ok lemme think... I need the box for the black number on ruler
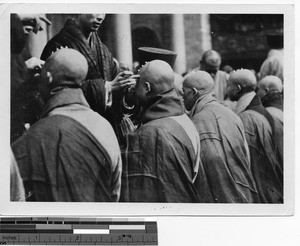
[75,236,79,241]
[0,242,7,245]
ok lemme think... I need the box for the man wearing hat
[121,60,212,203]
[12,49,122,202]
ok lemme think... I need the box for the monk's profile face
[227,78,240,101]
[79,14,106,33]
[182,85,196,111]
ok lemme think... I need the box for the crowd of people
[10,14,283,203]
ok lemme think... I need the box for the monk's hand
[109,71,138,92]
[18,14,52,34]
[25,57,45,74]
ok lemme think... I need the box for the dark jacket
[121,89,213,203]
[240,95,283,203]
[190,93,259,203]
[12,89,121,202]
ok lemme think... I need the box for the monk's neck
[75,19,92,40]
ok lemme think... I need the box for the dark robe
[120,89,213,203]
[190,93,259,203]
[40,19,124,142]
[240,95,283,203]
[11,89,121,202]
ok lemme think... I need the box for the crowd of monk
[10,14,283,203]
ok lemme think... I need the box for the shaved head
[139,60,174,94]
[135,60,174,106]
[257,75,283,98]
[182,71,214,111]
[183,71,214,92]
[200,50,222,80]
[201,50,221,68]
[227,69,257,101]
[39,48,88,101]
[228,69,257,89]
[43,48,88,88]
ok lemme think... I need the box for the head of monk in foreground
[257,75,283,99]
[39,48,88,102]
[135,60,174,106]
[182,71,214,111]
[227,69,257,101]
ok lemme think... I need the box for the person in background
[121,60,212,203]
[41,14,136,144]
[222,64,233,75]
[12,49,122,202]
[182,70,258,203]
[227,69,283,203]
[11,14,51,142]
[199,49,229,102]
[257,75,283,124]
[259,34,283,82]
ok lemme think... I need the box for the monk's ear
[192,87,198,95]
[46,71,53,88]
[265,87,269,94]
[236,84,241,92]
[145,81,151,94]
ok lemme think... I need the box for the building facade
[26,14,283,75]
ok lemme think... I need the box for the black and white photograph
[0,2,298,246]
[0,3,295,216]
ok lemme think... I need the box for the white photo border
[0,3,295,216]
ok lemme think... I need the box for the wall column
[199,14,212,56]
[170,14,186,74]
[111,14,133,69]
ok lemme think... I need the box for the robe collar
[40,88,90,118]
[139,88,184,124]
[190,92,216,117]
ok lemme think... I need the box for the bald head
[43,48,88,88]
[201,50,221,68]
[228,69,257,89]
[39,49,88,102]
[182,71,214,111]
[200,50,222,80]
[183,71,214,92]
[139,60,174,95]
[257,75,283,98]
[227,69,257,101]
[134,60,175,106]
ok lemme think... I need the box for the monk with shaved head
[12,49,122,202]
[182,71,258,203]
[199,49,230,102]
[121,60,212,203]
[227,69,283,203]
[257,75,283,124]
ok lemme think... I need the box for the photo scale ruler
[0,217,158,245]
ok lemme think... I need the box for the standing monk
[121,60,212,203]
[41,14,136,143]
[227,69,283,203]
[182,71,258,203]
[12,49,122,202]
[257,75,283,125]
